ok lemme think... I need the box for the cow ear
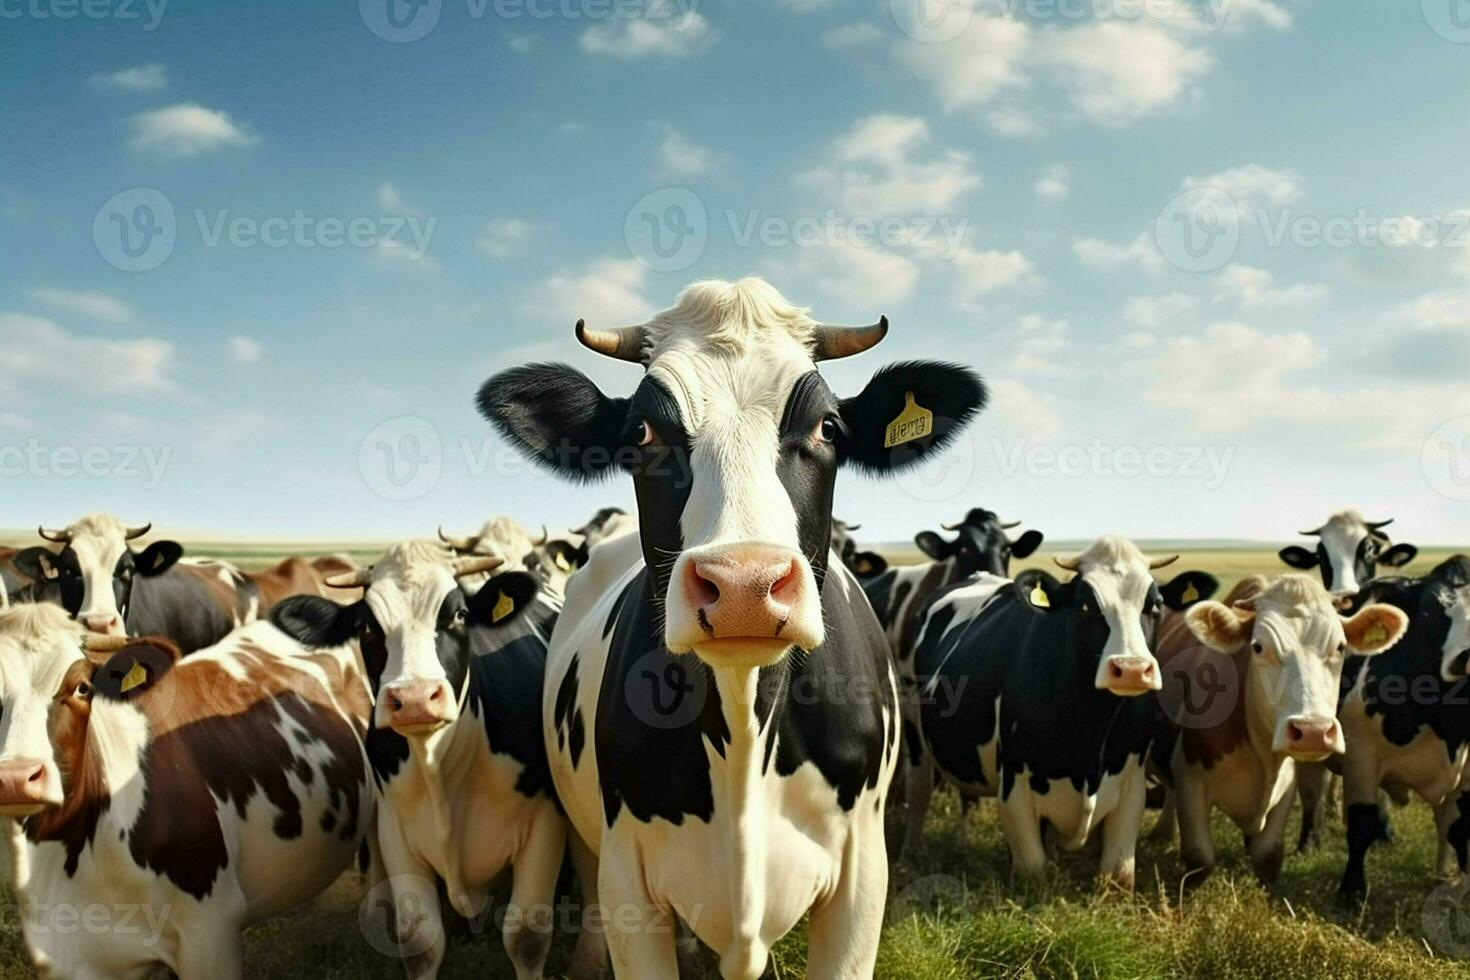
[12,547,60,582]
[1013,569,1062,613]
[837,361,986,474]
[91,639,179,702]
[851,551,888,577]
[1342,603,1409,656]
[543,540,582,574]
[477,364,631,483]
[1379,543,1418,569]
[1160,571,1219,611]
[914,531,953,560]
[1278,546,1319,570]
[135,541,183,577]
[469,571,540,627]
[1010,530,1044,559]
[271,596,363,649]
[1185,600,1253,652]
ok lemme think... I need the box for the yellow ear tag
[1030,582,1050,609]
[1182,583,1200,604]
[554,553,571,571]
[884,392,933,448]
[1362,622,1389,648]
[492,592,515,623]
[120,661,148,694]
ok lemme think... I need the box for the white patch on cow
[362,541,462,728]
[0,605,88,810]
[1316,511,1372,596]
[1070,537,1163,692]
[1438,585,1470,682]
[59,514,134,633]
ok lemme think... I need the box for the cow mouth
[0,802,49,818]
[1286,748,1336,763]
[387,719,451,737]
[690,636,795,667]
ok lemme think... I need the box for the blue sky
[5,0,1470,544]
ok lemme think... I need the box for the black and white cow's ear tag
[1181,582,1200,604]
[1029,582,1050,608]
[492,592,515,623]
[884,391,933,448]
[119,661,149,694]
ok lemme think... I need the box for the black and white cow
[477,277,986,979]
[908,538,1214,886]
[1329,556,1470,898]
[1279,511,1418,600]
[12,514,257,652]
[829,518,886,578]
[273,542,603,979]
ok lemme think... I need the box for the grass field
[2,545,1469,978]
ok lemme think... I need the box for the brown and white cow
[1153,575,1406,883]
[246,554,364,610]
[0,603,374,979]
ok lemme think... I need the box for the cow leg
[1098,766,1146,891]
[1174,772,1215,885]
[998,784,1047,881]
[1435,795,1461,879]
[599,846,679,980]
[1451,790,1470,874]
[807,805,888,980]
[1146,790,1177,845]
[380,816,447,979]
[177,924,243,980]
[567,833,609,980]
[898,745,935,860]
[1339,752,1380,900]
[1295,761,1325,852]
[1249,790,1295,885]
[504,813,565,980]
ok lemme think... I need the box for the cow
[1,546,33,605]
[476,276,986,979]
[1151,575,1407,884]
[439,517,587,595]
[907,537,1216,886]
[245,554,364,611]
[829,518,886,578]
[271,541,603,979]
[0,602,374,979]
[1279,510,1418,600]
[11,515,258,652]
[1325,557,1470,898]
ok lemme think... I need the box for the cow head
[914,507,1043,578]
[829,518,888,579]
[12,515,183,636]
[438,517,545,595]
[1013,537,1217,696]
[0,602,177,817]
[271,542,538,734]
[478,278,985,669]
[1279,511,1417,599]
[1353,556,1470,684]
[1186,574,1406,760]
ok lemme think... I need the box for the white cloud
[986,377,1064,440]
[1122,292,1198,327]
[90,63,167,92]
[508,33,537,53]
[370,240,438,272]
[778,0,839,9]
[478,217,537,259]
[1220,0,1292,32]
[528,258,655,324]
[1387,289,1470,329]
[128,103,258,157]
[823,23,882,49]
[228,336,262,364]
[376,182,422,216]
[1212,264,1328,309]
[580,12,715,60]
[30,287,135,324]
[1040,20,1212,125]
[1181,164,1303,210]
[985,106,1042,138]
[771,245,922,309]
[1034,165,1069,202]
[796,114,980,215]
[0,412,36,431]
[0,313,174,394]
[893,8,1031,111]
[1004,315,1071,377]
[948,247,1037,310]
[655,127,724,180]
[1073,232,1166,275]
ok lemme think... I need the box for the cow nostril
[770,561,800,605]
[1288,723,1303,742]
[689,564,721,607]
[26,768,42,784]
[390,696,403,711]
[428,687,443,702]
[1112,662,1124,679]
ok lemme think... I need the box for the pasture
[0,543,1466,979]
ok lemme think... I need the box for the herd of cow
[0,278,1465,979]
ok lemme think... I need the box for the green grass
[2,546,1468,978]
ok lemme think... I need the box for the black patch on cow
[554,654,585,767]
[835,361,986,475]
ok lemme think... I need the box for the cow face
[0,604,176,817]
[1279,511,1417,599]
[271,543,537,734]
[14,515,182,636]
[478,278,985,669]
[1428,558,1470,682]
[829,518,888,578]
[914,507,1043,578]
[1186,575,1406,760]
[1014,538,1216,696]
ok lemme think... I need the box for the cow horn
[811,316,888,361]
[575,320,647,362]
[941,522,963,531]
[452,556,504,577]
[1299,525,1324,536]
[532,525,549,546]
[38,525,71,544]
[325,568,373,588]
[124,523,152,541]
[437,526,474,552]
[843,523,861,532]
[1054,556,1082,572]
[1149,555,1180,570]
[1001,521,1022,530]
[82,633,135,653]
[1367,518,1394,531]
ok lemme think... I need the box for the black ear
[1013,569,1063,613]
[12,547,60,582]
[469,571,541,627]
[1010,530,1044,559]
[271,596,364,649]
[1278,546,1319,570]
[915,531,953,561]
[91,640,180,702]
[1159,571,1219,610]
[477,363,631,483]
[543,540,582,573]
[1379,543,1418,568]
[135,541,183,577]
[837,361,985,474]
[851,551,888,578]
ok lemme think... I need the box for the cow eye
[73,680,92,699]
[1252,640,1264,654]
[635,421,656,447]
[813,417,839,444]
[448,607,468,631]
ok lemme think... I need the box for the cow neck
[1242,661,1291,820]
[404,668,478,852]
[711,662,771,974]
